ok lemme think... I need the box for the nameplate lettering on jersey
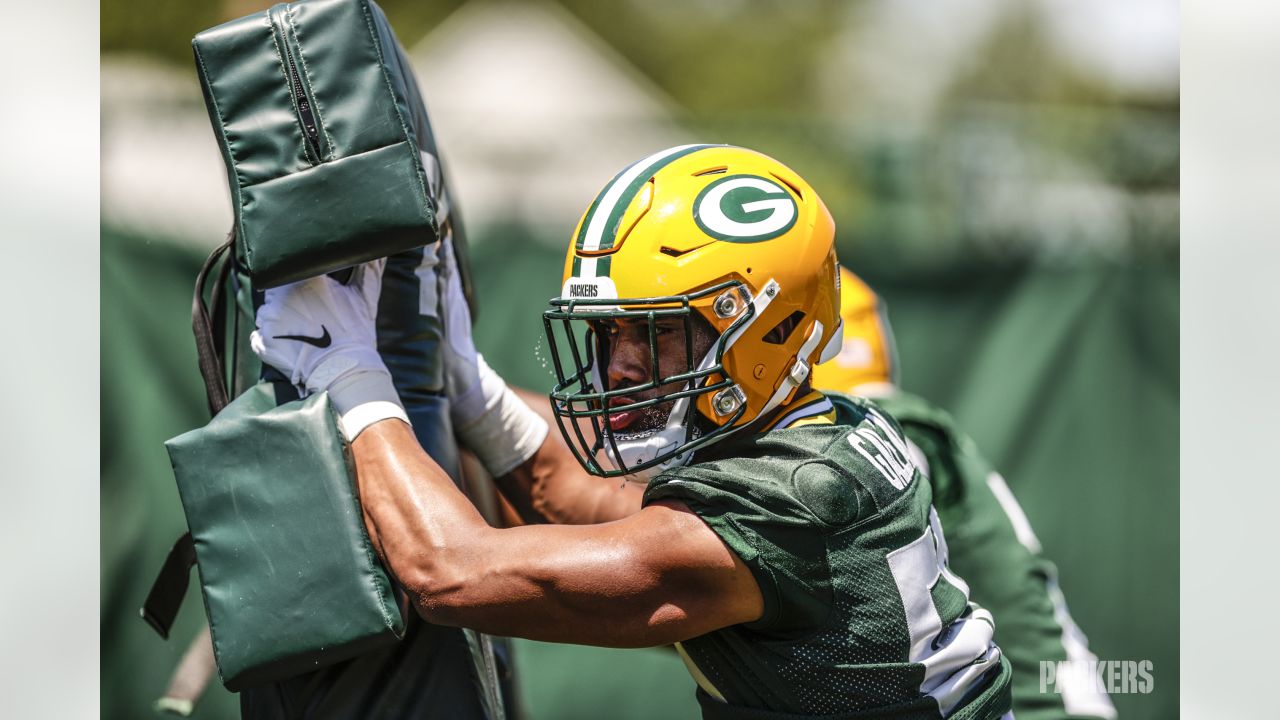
[847,409,915,490]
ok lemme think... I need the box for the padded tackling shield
[193,0,442,288]
[165,383,406,691]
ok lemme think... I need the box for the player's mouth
[607,396,642,430]
[604,394,634,427]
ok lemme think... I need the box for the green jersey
[643,392,1012,720]
[834,390,1115,720]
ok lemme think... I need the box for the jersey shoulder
[643,414,930,633]
[643,424,848,527]
[830,389,982,464]
[642,427,847,631]
[832,389,959,438]
[647,404,925,530]
[832,390,1000,512]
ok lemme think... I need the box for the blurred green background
[102,1,1177,718]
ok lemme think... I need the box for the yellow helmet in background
[544,144,842,477]
[810,267,900,395]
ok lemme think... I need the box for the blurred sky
[102,0,1178,271]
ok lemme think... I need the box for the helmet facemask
[543,280,759,479]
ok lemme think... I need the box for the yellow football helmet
[543,144,842,477]
[810,267,900,394]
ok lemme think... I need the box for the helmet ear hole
[762,310,806,345]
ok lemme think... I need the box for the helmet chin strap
[818,317,844,364]
[754,318,826,420]
[603,347,714,481]
[602,279,781,480]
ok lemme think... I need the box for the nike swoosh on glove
[250,260,408,441]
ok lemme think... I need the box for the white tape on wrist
[450,355,509,429]
[455,383,549,477]
[324,367,409,442]
[341,401,410,442]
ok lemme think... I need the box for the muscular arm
[487,387,643,525]
[354,419,763,647]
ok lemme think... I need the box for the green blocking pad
[239,142,429,284]
[166,383,404,691]
[193,0,438,288]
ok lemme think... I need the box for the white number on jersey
[847,409,916,490]
[886,508,1001,716]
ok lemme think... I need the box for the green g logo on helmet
[693,174,798,243]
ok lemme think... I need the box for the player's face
[593,314,715,434]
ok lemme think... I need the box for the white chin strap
[753,317,827,422]
[818,317,844,364]
[601,280,783,480]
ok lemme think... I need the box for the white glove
[440,239,547,476]
[250,260,408,441]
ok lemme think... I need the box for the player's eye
[591,320,619,338]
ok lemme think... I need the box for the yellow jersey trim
[762,390,836,432]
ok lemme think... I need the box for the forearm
[405,520,678,648]
[353,419,498,616]
[499,387,643,525]
[353,422,752,645]
[448,350,639,524]
[352,419,629,631]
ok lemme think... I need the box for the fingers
[249,329,268,358]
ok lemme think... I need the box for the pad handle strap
[141,229,236,639]
[192,230,235,416]
[140,532,197,639]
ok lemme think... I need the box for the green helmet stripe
[572,255,612,279]
[572,165,627,253]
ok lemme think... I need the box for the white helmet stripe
[581,144,708,252]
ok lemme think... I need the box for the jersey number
[886,509,998,715]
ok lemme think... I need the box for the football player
[811,269,1117,720]
[253,145,1013,719]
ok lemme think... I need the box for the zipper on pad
[270,6,324,163]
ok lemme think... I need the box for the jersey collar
[760,390,836,432]
[687,391,837,467]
